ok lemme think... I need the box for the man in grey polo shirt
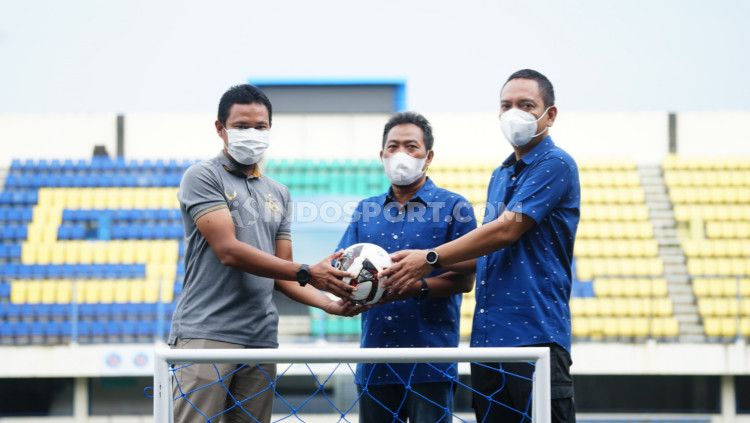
[169,84,359,423]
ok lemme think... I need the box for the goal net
[153,346,551,423]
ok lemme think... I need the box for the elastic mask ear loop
[532,106,553,137]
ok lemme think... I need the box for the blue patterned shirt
[336,177,477,385]
[471,137,580,351]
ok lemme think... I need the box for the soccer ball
[335,243,392,305]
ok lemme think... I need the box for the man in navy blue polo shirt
[383,69,580,423]
[336,111,477,423]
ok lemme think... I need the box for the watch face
[426,251,437,264]
[297,268,310,283]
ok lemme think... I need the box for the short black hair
[381,111,434,151]
[217,84,273,126]
[504,69,555,108]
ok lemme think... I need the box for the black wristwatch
[425,249,441,268]
[416,278,430,300]
[296,264,311,287]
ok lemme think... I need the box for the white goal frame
[154,346,551,423]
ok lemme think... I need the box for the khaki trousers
[171,338,277,423]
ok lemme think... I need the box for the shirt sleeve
[448,195,478,240]
[505,157,573,225]
[335,200,362,251]
[276,187,292,241]
[177,164,227,222]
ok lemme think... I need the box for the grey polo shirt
[168,152,292,348]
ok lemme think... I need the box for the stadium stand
[664,156,750,339]
[430,160,679,340]
[11,155,750,345]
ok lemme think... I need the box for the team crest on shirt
[265,194,282,215]
[225,190,238,201]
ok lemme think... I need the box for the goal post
[154,346,551,423]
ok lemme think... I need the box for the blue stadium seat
[111,303,128,319]
[58,225,72,240]
[95,303,112,319]
[4,303,21,320]
[122,321,138,337]
[91,321,107,338]
[32,304,51,319]
[44,321,61,338]
[19,304,34,320]
[51,304,69,320]
[76,321,92,339]
[0,322,12,339]
[30,322,45,338]
[79,304,96,320]
[138,320,156,337]
[0,281,10,298]
[106,321,123,338]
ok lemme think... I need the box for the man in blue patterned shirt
[336,112,477,423]
[383,70,580,423]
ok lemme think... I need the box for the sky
[0,0,748,113]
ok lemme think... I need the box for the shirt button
[479,308,485,313]
[511,176,517,181]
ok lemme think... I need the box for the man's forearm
[276,280,331,309]
[441,259,477,274]
[436,212,529,266]
[223,241,300,280]
[425,272,474,297]
[435,221,512,266]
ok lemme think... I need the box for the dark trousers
[357,381,454,423]
[470,343,576,423]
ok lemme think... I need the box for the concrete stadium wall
[678,111,750,156]
[0,114,117,163]
[0,111,746,166]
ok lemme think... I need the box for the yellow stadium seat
[10,281,27,304]
[114,281,130,303]
[78,242,93,264]
[582,298,599,317]
[129,281,145,303]
[618,318,634,337]
[460,318,472,338]
[603,318,619,337]
[633,318,649,337]
[56,280,72,303]
[93,243,108,264]
[571,318,589,337]
[21,243,37,264]
[50,244,65,264]
[721,318,738,338]
[35,244,51,264]
[144,282,160,303]
[99,281,115,303]
[704,318,721,337]
[613,299,628,317]
[25,282,42,304]
[41,280,56,304]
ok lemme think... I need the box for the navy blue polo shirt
[336,177,477,386]
[471,137,580,351]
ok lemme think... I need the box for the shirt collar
[382,177,436,206]
[501,136,555,170]
[217,151,262,179]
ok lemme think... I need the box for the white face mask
[225,127,270,165]
[382,152,427,186]
[499,106,551,148]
